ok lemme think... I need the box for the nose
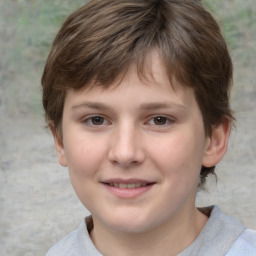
[108,123,145,168]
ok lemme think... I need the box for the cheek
[64,135,106,178]
[148,130,205,179]
[64,136,106,206]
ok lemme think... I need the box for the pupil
[154,116,166,125]
[92,117,104,125]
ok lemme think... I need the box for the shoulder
[46,228,79,256]
[46,216,102,256]
[200,205,246,241]
[179,205,247,256]
[45,216,101,256]
[225,229,256,256]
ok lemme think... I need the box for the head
[42,0,234,187]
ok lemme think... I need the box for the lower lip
[102,183,155,199]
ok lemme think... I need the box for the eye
[153,116,168,125]
[147,116,174,126]
[84,116,109,126]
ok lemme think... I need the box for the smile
[108,183,148,189]
[102,180,156,199]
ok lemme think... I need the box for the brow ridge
[72,101,187,111]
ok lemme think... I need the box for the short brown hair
[42,0,234,186]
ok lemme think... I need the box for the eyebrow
[71,102,111,111]
[72,102,187,112]
[139,102,187,111]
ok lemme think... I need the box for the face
[53,55,225,235]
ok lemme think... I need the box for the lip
[101,178,156,199]
[102,178,154,184]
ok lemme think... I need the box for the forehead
[64,53,197,112]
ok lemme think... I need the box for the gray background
[0,1,255,255]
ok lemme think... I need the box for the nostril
[108,149,144,167]
[110,158,141,168]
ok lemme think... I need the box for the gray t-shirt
[46,205,256,256]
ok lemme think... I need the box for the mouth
[106,183,150,189]
[101,179,156,199]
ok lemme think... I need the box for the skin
[52,53,230,256]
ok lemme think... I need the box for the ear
[50,124,67,167]
[202,120,230,167]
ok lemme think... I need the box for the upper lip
[101,178,155,184]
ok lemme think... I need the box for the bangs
[49,0,189,92]
[42,0,233,134]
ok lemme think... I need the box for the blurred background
[0,0,255,255]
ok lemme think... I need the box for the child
[42,0,256,255]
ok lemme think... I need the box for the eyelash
[147,116,175,126]
[82,115,175,127]
[83,116,110,126]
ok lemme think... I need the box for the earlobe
[202,120,231,168]
[50,124,68,167]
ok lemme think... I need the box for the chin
[103,211,157,234]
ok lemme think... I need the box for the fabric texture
[46,216,102,256]
[178,206,247,256]
[46,205,256,256]
[225,229,256,256]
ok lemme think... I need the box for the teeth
[127,184,136,189]
[120,183,127,189]
[109,183,147,188]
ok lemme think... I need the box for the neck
[90,206,208,256]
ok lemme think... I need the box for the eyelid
[146,115,175,125]
[82,115,111,126]
[81,114,175,127]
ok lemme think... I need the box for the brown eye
[153,116,167,125]
[91,116,105,125]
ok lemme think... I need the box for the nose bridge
[108,120,144,166]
